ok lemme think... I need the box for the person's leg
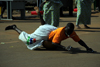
[5,24,22,34]
[76,0,81,29]
[42,40,72,51]
[52,8,60,27]
[34,6,46,25]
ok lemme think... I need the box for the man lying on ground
[5,7,94,52]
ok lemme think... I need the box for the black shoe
[5,24,17,30]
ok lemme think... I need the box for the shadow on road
[34,47,100,54]
[75,27,100,32]
[63,47,100,54]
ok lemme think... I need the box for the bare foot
[76,25,81,29]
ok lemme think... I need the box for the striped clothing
[43,0,63,27]
[76,0,94,25]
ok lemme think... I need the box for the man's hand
[63,46,72,51]
[87,48,94,53]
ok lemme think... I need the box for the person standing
[75,0,94,29]
[41,0,63,27]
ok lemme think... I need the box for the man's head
[65,23,74,36]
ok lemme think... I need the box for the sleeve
[52,31,62,44]
[70,31,80,42]
[52,28,64,43]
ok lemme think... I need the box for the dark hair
[65,23,75,35]
[65,23,74,30]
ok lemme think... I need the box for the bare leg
[42,40,72,51]
[5,24,22,34]
[42,40,57,50]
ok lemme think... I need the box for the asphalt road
[0,11,100,67]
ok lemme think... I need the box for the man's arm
[78,39,94,52]
[71,31,94,52]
